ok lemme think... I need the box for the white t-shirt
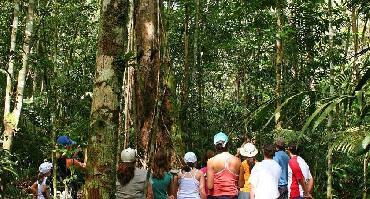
[249,159,281,199]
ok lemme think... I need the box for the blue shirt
[273,150,290,186]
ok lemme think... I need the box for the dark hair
[246,157,255,172]
[117,162,135,186]
[287,143,300,155]
[203,150,215,164]
[215,142,228,153]
[183,162,195,172]
[263,144,275,159]
[275,139,285,151]
[152,150,168,179]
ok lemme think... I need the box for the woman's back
[177,169,201,199]
[116,167,147,199]
[150,172,173,199]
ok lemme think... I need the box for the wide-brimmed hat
[240,143,258,157]
[121,148,136,162]
[214,132,228,147]
[184,152,197,163]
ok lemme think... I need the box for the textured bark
[84,0,125,198]
[180,0,190,145]
[3,0,34,150]
[134,0,160,166]
[274,0,283,130]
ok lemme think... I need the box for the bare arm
[206,159,214,190]
[250,184,255,199]
[146,183,153,199]
[27,181,37,195]
[168,175,176,199]
[238,163,245,188]
[199,171,206,199]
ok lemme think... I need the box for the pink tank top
[211,157,239,196]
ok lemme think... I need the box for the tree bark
[3,0,34,150]
[274,0,283,130]
[351,6,359,82]
[84,0,125,198]
[363,152,369,199]
[327,0,334,198]
[134,0,160,167]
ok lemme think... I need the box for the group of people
[27,132,314,199]
[117,132,314,199]
[27,135,87,199]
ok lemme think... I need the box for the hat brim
[240,148,258,157]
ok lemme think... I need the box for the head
[183,152,197,172]
[263,144,275,159]
[213,132,229,153]
[57,135,76,149]
[152,150,169,179]
[39,162,53,178]
[117,148,137,186]
[240,143,258,158]
[287,143,300,156]
[275,138,285,151]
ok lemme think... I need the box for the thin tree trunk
[351,6,359,82]
[327,0,334,198]
[180,0,190,146]
[3,0,34,150]
[363,152,369,199]
[3,0,20,149]
[84,0,125,198]
[274,0,283,130]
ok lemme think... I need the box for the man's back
[249,159,281,199]
[274,150,290,186]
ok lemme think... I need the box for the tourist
[175,152,206,199]
[200,150,215,197]
[238,143,259,199]
[273,138,290,199]
[286,143,314,199]
[28,162,53,199]
[207,132,243,199]
[249,144,281,199]
[116,148,147,198]
[147,150,175,199]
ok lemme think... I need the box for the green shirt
[150,172,173,199]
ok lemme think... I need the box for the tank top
[37,177,48,199]
[212,157,239,196]
[240,160,251,192]
[177,169,201,199]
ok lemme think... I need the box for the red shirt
[288,156,304,198]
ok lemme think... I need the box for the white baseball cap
[121,148,136,162]
[39,162,53,174]
[240,143,258,157]
[214,132,228,147]
[184,152,197,163]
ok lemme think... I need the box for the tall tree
[134,0,161,166]
[3,0,34,150]
[274,0,284,130]
[84,0,125,198]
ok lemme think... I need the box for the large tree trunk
[134,0,160,167]
[274,0,283,130]
[84,0,125,198]
[3,0,34,150]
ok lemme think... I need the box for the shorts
[238,191,250,199]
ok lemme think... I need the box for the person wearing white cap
[28,162,53,199]
[175,152,206,199]
[238,143,259,199]
[207,132,244,199]
[116,148,148,199]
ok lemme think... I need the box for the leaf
[312,96,348,131]
[301,100,333,133]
